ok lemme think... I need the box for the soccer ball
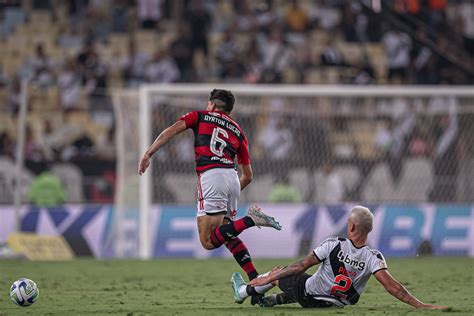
[9,278,39,307]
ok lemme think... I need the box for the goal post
[113,84,474,259]
[139,84,474,97]
[138,85,152,260]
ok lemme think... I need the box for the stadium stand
[0,0,472,204]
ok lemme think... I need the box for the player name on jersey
[202,114,241,137]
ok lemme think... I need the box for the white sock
[238,285,249,298]
[254,282,275,294]
[238,271,275,298]
[255,271,274,293]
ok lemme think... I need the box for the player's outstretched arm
[374,269,448,310]
[238,164,253,191]
[249,251,320,286]
[138,120,187,175]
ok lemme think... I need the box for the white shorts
[197,168,240,220]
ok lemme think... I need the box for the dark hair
[209,89,235,113]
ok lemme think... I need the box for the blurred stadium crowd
[1,0,473,88]
[0,0,473,204]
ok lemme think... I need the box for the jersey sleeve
[369,250,388,274]
[313,238,338,262]
[178,111,199,129]
[237,136,251,165]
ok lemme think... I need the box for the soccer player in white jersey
[231,206,448,310]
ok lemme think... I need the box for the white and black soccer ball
[9,278,39,307]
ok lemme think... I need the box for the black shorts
[278,274,337,308]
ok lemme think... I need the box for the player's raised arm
[249,251,320,286]
[374,269,448,310]
[138,120,187,175]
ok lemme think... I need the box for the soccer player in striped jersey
[231,206,448,310]
[139,89,281,287]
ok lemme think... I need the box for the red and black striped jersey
[179,110,251,173]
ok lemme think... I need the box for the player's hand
[138,154,151,175]
[418,304,449,310]
[249,275,271,287]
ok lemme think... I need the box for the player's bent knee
[202,243,215,250]
[199,239,216,250]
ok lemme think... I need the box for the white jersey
[305,237,387,306]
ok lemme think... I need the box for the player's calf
[226,238,258,280]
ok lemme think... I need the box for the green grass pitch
[0,257,472,315]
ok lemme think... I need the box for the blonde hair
[349,206,374,233]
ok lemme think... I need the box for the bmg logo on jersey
[337,250,366,271]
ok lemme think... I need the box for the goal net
[113,84,474,258]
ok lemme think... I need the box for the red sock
[226,237,258,280]
[210,216,255,248]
